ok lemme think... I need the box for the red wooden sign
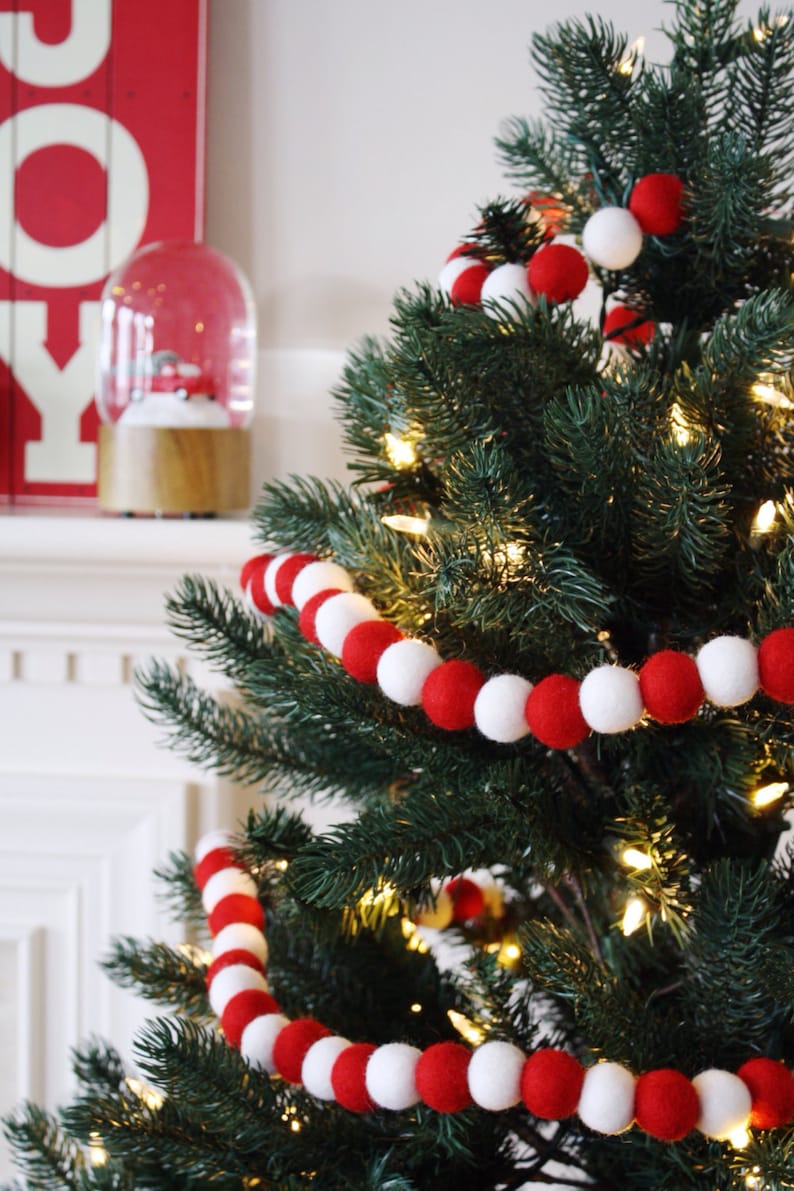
[0,0,207,505]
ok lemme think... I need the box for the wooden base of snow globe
[97,425,251,515]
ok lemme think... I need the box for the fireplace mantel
[0,510,256,1179]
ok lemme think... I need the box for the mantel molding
[0,512,262,1179]
[0,511,255,631]
[0,510,253,570]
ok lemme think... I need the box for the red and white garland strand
[195,829,794,1141]
[437,172,685,342]
[239,551,794,752]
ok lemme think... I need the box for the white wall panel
[0,516,256,1182]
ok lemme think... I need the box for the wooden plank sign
[0,0,207,506]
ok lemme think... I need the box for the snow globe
[96,240,256,514]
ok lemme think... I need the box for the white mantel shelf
[0,509,258,1181]
[0,510,255,630]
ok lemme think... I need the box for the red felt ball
[639,650,704,724]
[737,1057,794,1129]
[341,620,404,683]
[450,262,490,306]
[275,553,317,606]
[525,675,589,749]
[528,243,589,304]
[628,173,685,236]
[331,1042,377,1112]
[221,989,280,1048]
[208,893,265,937]
[205,948,266,989]
[758,628,794,704]
[194,847,241,892]
[444,876,486,921]
[272,1018,332,1084]
[415,1042,472,1113]
[298,588,343,645]
[240,553,273,592]
[634,1068,699,1140]
[421,659,485,731]
[446,244,473,261]
[521,1048,584,1119]
[603,304,655,347]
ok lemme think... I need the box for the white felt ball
[240,1013,290,1073]
[212,922,268,967]
[195,829,235,864]
[414,886,454,930]
[302,1035,352,1100]
[692,1068,752,1139]
[696,636,759,707]
[377,638,442,706]
[201,867,258,913]
[577,1062,636,1134]
[582,207,644,271]
[291,560,354,610]
[438,255,481,295]
[468,1041,526,1111]
[579,665,644,733]
[263,553,294,608]
[366,1043,422,1110]
[208,964,269,1017]
[480,263,534,316]
[314,592,380,657]
[474,673,534,743]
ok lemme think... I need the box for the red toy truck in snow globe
[96,240,256,515]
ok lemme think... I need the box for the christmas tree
[5,0,794,1186]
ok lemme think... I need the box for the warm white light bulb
[729,1125,751,1150]
[621,896,647,936]
[622,847,653,870]
[753,500,777,533]
[384,432,418,469]
[447,1009,487,1046]
[381,513,431,536]
[670,402,693,446]
[753,14,789,41]
[89,1133,107,1166]
[618,35,645,73]
[752,781,789,808]
[125,1077,164,1110]
[752,381,793,409]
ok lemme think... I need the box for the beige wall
[204,0,759,488]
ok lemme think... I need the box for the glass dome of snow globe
[96,240,256,514]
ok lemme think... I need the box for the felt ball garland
[413,873,501,930]
[603,303,655,347]
[331,1042,377,1112]
[438,172,686,320]
[582,206,644,271]
[239,551,794,750]
[628,173,685,236]
[527,241,589,304]
[480,262,535,314]
[633,1068,700,1141]
[194,830,794,1136]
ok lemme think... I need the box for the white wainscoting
[0,512,256,1181]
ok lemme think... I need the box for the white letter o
[0,104,149,287]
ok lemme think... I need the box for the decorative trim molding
[0,513,257,1180]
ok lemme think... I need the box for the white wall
[204,0,759,489]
